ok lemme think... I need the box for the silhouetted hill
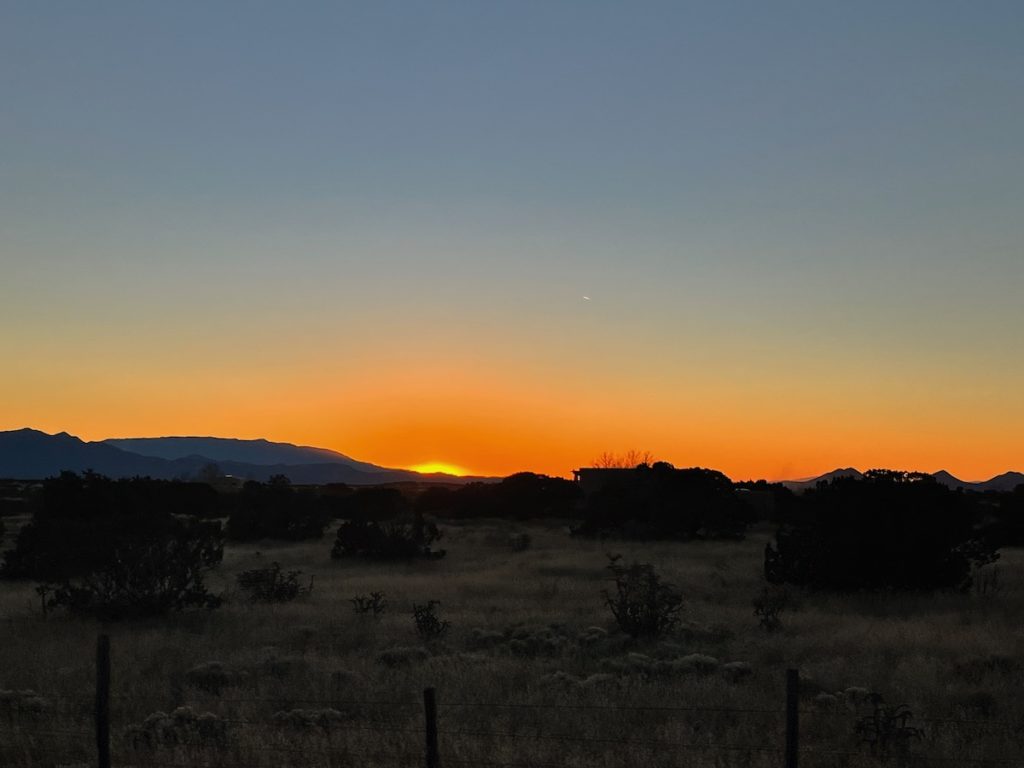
[0,428,175,479]
[979,471,1024,492]
[782,468,863,492]
[0,429,488,485]
[105,436,389,474]
[932,470,969,490]
[784,467,1024,494]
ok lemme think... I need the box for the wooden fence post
[424,686,440,768]
[96,634,111,768]
[785,668,799,768]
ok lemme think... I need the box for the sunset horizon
[2,6,1023,766]
[2,423,1018,484]
[4,4,1022,490]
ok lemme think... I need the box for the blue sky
[2,2,1023,478]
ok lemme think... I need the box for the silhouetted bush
[1,472,223,618]
[576,463,752,540]
[603,554,682,638]
[412,600,450,640]
[237,562,312,602]
[330,513,445,560]
[855,695,923,764]
[226,476,333,541]
[765,470,997,591]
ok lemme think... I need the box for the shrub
[855,695,923,764]
[236,562,313,602]
[331,514,445,560]
[40,528,223,619]
[603,554,683,638]
[185,662,248,694]
[412,600,450,640]
[351,591,387,615]
[2,472,224,619]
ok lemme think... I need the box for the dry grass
[0,518,1022,767]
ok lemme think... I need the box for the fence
[0,635,1021,768]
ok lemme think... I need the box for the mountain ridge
[783,467,1023,493]
[0,429,488,485]
[105,436,390,474]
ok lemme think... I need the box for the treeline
[766,470,1000,591]
[1,467,1019,616]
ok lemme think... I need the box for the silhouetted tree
[764,470,996,590]
[226,476,333,541]
[335,486,410,522]
[592,450,655,468]
[575,463,752,539]
[985,485,1024,547]
[416,473,581,519]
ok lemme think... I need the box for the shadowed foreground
[0,520,1020,767]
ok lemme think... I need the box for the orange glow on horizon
[2,343,1022,484]
[408,461,473,477]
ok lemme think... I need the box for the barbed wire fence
[1,635,1022,768]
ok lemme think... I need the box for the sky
[1,2,1023,480]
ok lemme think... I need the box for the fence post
[96,634,111,768]
[424,686,440,768]
[785,668,799,768]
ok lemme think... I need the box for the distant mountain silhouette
[932,469,969,490]
[785,467,1024,493]
[782,467,863,492]
[105,436,389,474]
[0,428,173,479]
[978,471,1024,492]
[0,429,488,485]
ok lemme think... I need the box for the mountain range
[782,467,1024,493]
[0,429,489,485]
[2,429,1021,493]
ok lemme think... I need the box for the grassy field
[0,518,1021,767]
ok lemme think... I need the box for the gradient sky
[2,2,1023,480]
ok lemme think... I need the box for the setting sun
[408,461,473,477]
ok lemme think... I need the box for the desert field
[1,518,1021,768]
